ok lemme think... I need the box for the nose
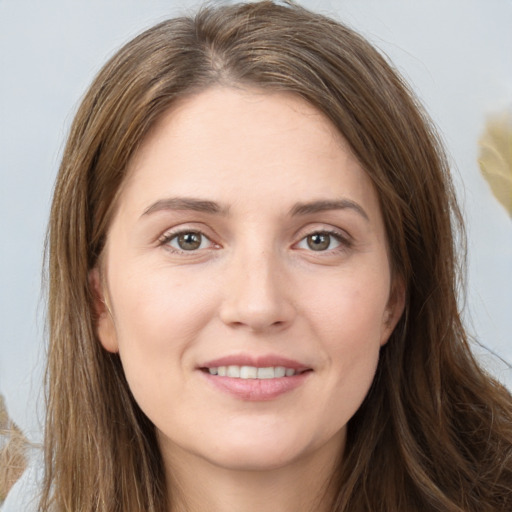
[219,246,296,333]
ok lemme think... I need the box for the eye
[296,231,343,252]
[163,231,214,252]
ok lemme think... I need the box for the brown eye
[306,233,332,251]
[178,232,202,250]
[168,231,206,251]
[297,231,344,252]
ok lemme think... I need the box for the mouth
[198,355,313,401]
[200,365,311,379]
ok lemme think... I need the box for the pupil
[308,233,330,251]
[178,232,201,250]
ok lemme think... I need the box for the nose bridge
[219,234,294,331]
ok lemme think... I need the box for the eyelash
[158,229,217,254]
[158,228,352,254]
[295,229,352,253]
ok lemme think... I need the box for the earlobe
[380,277,406,346]
[88,267,119,353]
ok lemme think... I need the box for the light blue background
[1,0,511,444]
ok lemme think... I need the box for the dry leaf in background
[478,109,512,218]
[0,394,28,504]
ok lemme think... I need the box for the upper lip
[199,354,311,371]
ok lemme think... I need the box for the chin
[204,442,307,472]
[194,424,344,473]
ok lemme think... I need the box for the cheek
[304,267,390,389]
[307,268,390,343]
[108,267,217,394]
[113,265,213,341]
[318,293,384,431]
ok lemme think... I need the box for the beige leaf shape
[478,109,512,218]
[0,394,29,503]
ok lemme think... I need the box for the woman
[40,1,512,511]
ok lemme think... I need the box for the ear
[89,267,119,353]
[380,276,406,346]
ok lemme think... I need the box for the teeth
[257,367,275,379]
[227,365,240,378]
[207,365,298,379]
[240,366,258,379]
[274,366,286,378]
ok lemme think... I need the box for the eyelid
[158,225,220,254]
[156,223,353,255]
[293,225,353,252]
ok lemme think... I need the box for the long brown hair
[42,2,512,510]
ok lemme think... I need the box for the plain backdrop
[1,0,511,443]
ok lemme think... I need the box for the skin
[92,87,404,512]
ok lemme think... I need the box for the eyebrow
[289,199,369,221]
[142,196,369,221]
[142,197,230,216]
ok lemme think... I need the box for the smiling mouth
[199,362,312,400]
[201,366,311,379]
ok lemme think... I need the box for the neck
[161,436,343,512]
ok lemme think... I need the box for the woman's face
[94,87,404,472]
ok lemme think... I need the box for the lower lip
[200,371,311,401]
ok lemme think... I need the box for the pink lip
[197,354,312,401]
[200,354,309,371]
[201,372,310,401]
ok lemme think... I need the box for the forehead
[117,86,381,222]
